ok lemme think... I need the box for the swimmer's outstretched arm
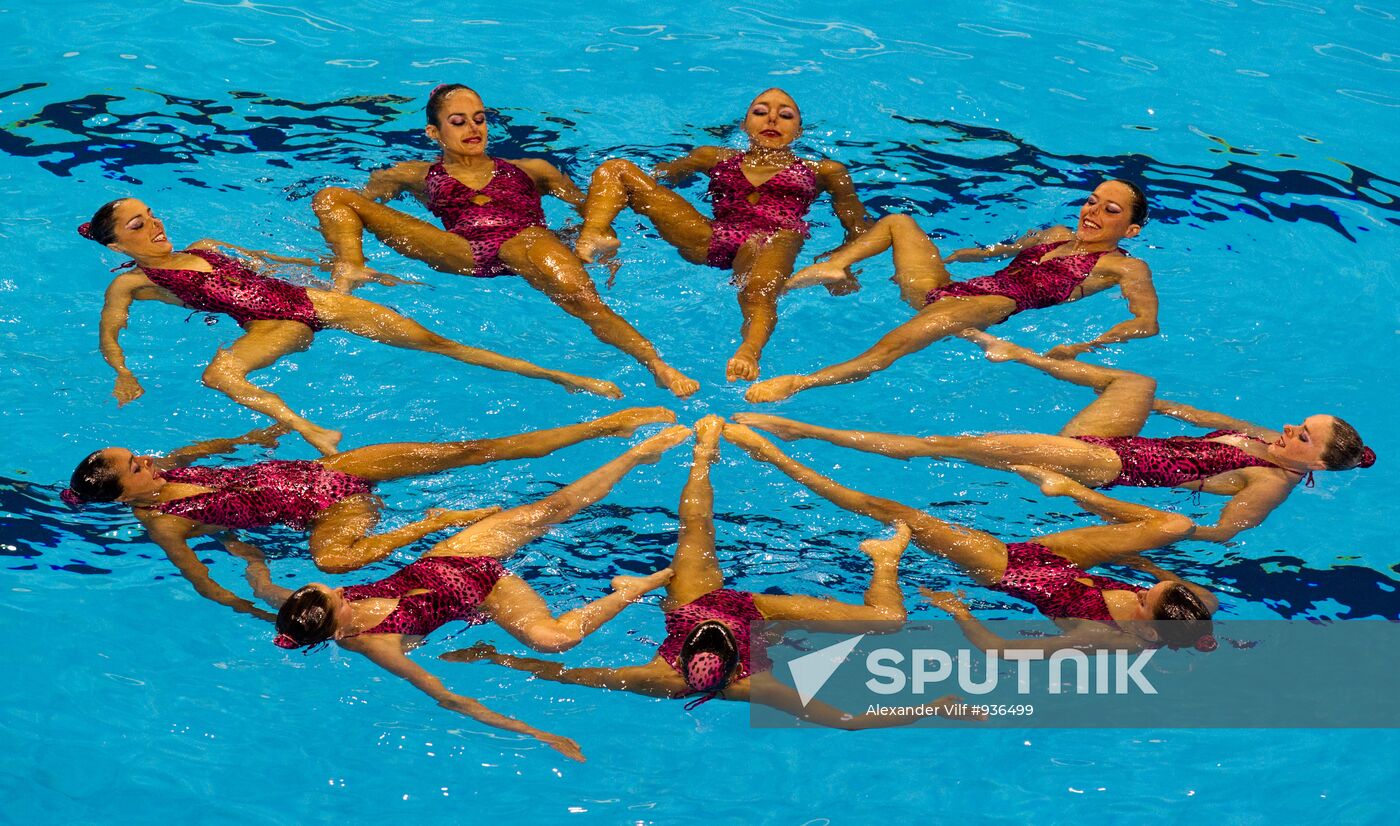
[140,517,275,621]
[1189,480,1294,545]
[158,424,289,470]
[203,239,326,272]
[943,226,1064,264]
[360,161,432,203]
[442,643,682,697]
[1044,257,1159,360]
[222,535,294,607]
[743,673,978,728]
[512,158,589,213]
[814,160,874,242]
[921,589,1141,654]
[98,271,186,406]
[339,634,586,762]
[1150,399,1278,442]
[651,146,725,186]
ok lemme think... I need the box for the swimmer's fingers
[541,733,586,763]
[603,254,622,286]
[245,423,293,447]
[369,269,428,288]
[918,587,970,614]
[439,642,499,664]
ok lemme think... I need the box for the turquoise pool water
[3,0,1398,821]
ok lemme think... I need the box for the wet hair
[1151,584,1214,650]
[426,83,479,127]
[679,620,739,690]
[67,450,123,504]
[1321,417,1374,471]
[79,199,128,245]
[275,586,339,649]
[1109,179,1149,226]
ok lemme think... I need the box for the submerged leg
[199,321,340,455]
[746,296,1015,404]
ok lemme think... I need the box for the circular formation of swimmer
[61,86,1376,761]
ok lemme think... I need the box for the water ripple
[182,0,354,33]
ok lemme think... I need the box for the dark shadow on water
[2,84,1395,241]
[6,477,1397,620]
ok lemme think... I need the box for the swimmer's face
[1077,181,1141,244]
[1268,415,1334,470]
[99,447,165,501]
[743,89,801,150]
[108,199,173,257]
[426,89,489,158]
[309,583,354,634]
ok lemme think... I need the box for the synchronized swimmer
[311,84,699,398]
[573,88,872,382]
[749,179,1157,402]
[58,83,1377,760]
[84,198,620,454]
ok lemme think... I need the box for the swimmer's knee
[1152,512,1196,541]
[524,625,578,654]
[312,186,356,214]
[201,355,239,390]
[880,213,919,231]
[596,157,641,180]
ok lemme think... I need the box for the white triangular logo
[788,635,865,707]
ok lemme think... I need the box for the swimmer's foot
[599,406,678,437]
[858,521,911,565]
[1011,464,1077,497]
[653,363,701,399]
[694,414,724,457]
[962,329,1025,363]
[630,425,692,464]
[575,226,621,265]
[745,374,807,404]
[785,262,854,292]
[720,422,783,462]
[611,567,674,600]
[300,424,343,456]
[426,506,504,527]
[732,412,812,442]
[564,375,625,400]
[725,346,761,382]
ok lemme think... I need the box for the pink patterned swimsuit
[1074,430,1289,488]
[139,249,323,330]
[705,155,819,269]
[342,556,506,637]
[994,542,1145,624]
[152,461,373,530]
[657,589,772,684]
[425,158,546,277]
[925,240,1123,315]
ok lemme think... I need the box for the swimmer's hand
[243,423,292,449]
[540,733,586,763]
[920,587,971,617]
[440,642,499,664]
[113,371,144,406]
[943,248,978,264]
[574,226,622,285]
[1044,341,1101,360]
[331,262,426,292]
